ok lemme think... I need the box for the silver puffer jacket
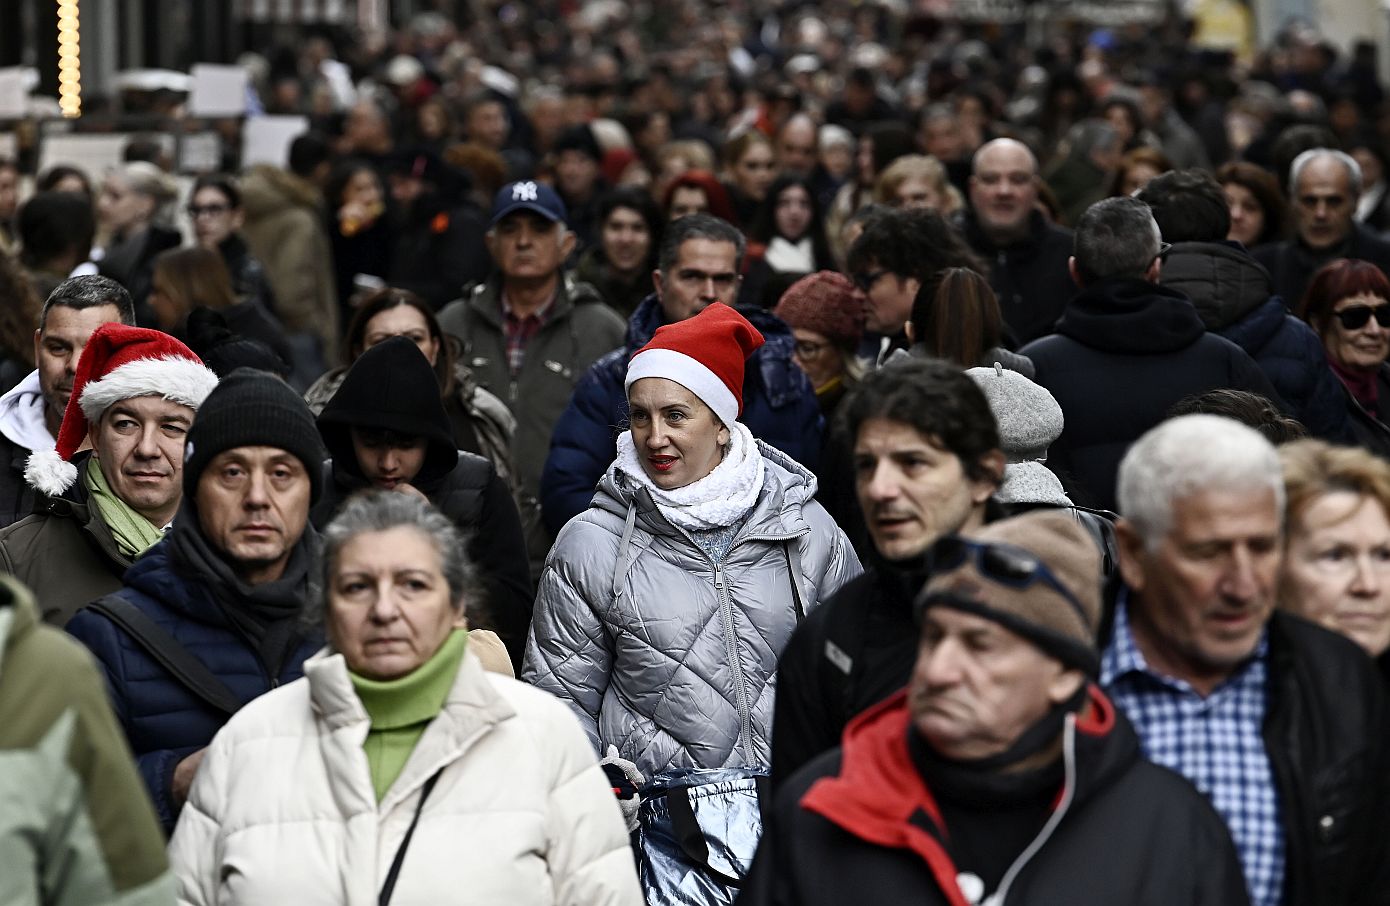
[523,443,861,779]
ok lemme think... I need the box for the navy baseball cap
[491,180,569,228]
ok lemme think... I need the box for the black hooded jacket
[957,209,1076,345]
[314,337,532,668]
[1019,278,1282,510]
[744,687,1249,906]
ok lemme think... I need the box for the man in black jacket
[769,358,1003,788]
[1019,196,1283,510]
[314,336,532,668]
[957,138,1075,345]
[1105,414,1390,906]
[1254,148,1390,308]
[745,511,1249,906]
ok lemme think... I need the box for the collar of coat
[303,644,517,815]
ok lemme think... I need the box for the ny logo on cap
[512,181,539,202]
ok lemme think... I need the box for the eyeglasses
[854,269,888,292]
[187,203,231,218]
[1334,304,1390,331]
[793,339,829,359]
[925,535,1090,628]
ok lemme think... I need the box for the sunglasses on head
[1334,304,1390,331]
[929,536,1090,627]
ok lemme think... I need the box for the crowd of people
[4,4,1390,906]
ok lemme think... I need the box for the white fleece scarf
[616,420,765,531]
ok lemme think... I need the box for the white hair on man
[1117,414,1285,548]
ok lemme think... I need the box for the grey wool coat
[523,442,861,779]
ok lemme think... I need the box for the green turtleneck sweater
[349,629,468,802]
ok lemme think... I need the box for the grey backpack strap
[86,598,243,716]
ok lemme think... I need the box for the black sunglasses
[928,536,1090,628]
[1334,304,1390,331]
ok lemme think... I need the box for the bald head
[970,139,1040,240]
[777,113,819,177]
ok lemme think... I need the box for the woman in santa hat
[524,302,861,816]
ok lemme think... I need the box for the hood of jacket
[798,685,1137,896]
[0,575,38,672]
[1056,277,1206,354]
[624,294,810,409]
[1159,240,1275,330]
[465,272,607,330]
[318,337,458,487]
[239,165,322,220]
[0,369,52,453]
[590,438,818,541]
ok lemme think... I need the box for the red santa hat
[624,302,765,427]
[25,324,220,496]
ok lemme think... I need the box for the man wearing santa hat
[0,324,218,626]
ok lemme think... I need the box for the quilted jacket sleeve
[535,691,644,906]
[521,523,615,753]
[800,501,862,610]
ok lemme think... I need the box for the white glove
[599,744,644,834]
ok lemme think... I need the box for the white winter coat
[167,646,641,906]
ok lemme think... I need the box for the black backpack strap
[782,542,805,622]
[85,598,243,716]
[665,786,747,888]
[379,767,445,906]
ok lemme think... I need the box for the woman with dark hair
[149,246,293,371]
[741,175,835,307]
[662,169,736,223]
[304,287,515,484]
[0,248,39,393]
[324,158,392,318]
[907,267,1034,376]
[35,164,93,199]
[1218,161,1287,248]
[575,187,664,317]
[722,131,777,228]
[1297,258,1390,456]
[188,173,276,314]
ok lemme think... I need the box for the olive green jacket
[0,575,173,905]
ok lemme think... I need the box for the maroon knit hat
[774,271,866,349]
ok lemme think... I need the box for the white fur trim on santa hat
[79,355,220,421]
[625,348,738,427]
[24,449,78,497]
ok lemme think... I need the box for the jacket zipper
[984,716,1078,905]
[712,562,755,758]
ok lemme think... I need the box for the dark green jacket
[0,575,173,904]
[0,457,134,626]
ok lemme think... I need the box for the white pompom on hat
[624,302,765,427]
[25,324,219,496]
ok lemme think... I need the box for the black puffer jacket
[1253,225,1390,312]
[1019,278,1283,510]
[1160,240,1353,443]
[744,687,1250,906]
[314,338,532,668]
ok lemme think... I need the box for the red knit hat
[773,271,866,349]
[624,302,764,427]
[25,324,220,496]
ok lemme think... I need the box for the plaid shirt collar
[500,289,557,326]
[1101,589,1270,694]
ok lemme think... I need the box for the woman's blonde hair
[152,246,237,323]
[873,154,963,214]
[117,161,179,226]
[1280,439,1390,529]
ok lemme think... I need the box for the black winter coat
[1253,224,1390,312]
[1019,278,1283,510]
[743,688,1250,906]
[0,430,34,529]
[958,209,1076,345]
[1160,240,1354,443]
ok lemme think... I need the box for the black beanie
[317,337,459,486]
[184,368,327,502]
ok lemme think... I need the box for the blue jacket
[1161,240,1354,443]
[540,295,823,536]
[66,542,321,833]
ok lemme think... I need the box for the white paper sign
[0,68,27,119]
[240,115,308,168]
[189,64,248,117]
[179,131,223,173]
[38,133,132,182]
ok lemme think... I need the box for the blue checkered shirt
[1101,599,1284,906]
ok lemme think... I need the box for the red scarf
[1329,355,1380,411]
